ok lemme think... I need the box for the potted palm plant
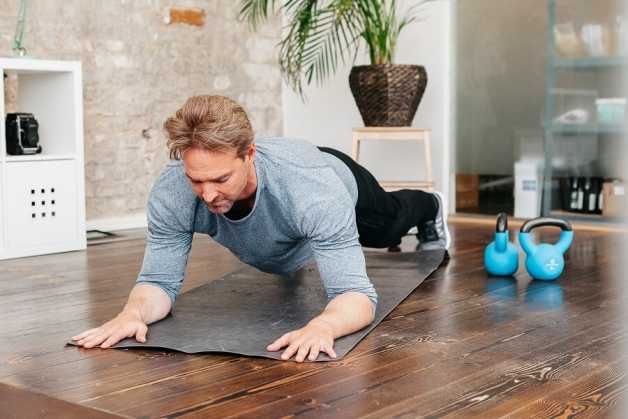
[239,0,430,127]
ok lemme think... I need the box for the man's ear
[245,143,256,163]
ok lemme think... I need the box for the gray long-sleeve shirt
[136,136,378,310]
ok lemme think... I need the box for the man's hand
[267,318,337,362]
[71,310,148,349]
[267,291,374,362]
[71,283,171,349]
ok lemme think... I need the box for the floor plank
[0,382,126,419]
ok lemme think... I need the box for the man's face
[182,145,254,215]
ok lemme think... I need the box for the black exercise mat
[67,249,445,361]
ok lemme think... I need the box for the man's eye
[218,177,229,183]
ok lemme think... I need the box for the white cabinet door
[5,160,78,249]
[0,168,4,252]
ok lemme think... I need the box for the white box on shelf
[550,88,598,126]
[0,58,86,259]
[514,159,544,219]
[596,98,627,125]
[6,160,78,249]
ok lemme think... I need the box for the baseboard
[86,213,147,232]
[450,213,628,233]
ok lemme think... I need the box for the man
[71,95,449,362]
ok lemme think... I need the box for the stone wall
[0,0,283,221]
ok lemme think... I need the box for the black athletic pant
[318,147,437,249]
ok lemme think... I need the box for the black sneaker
[417,191,451,251]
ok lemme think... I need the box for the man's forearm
[122,283,173,324]
[310,292,375,338]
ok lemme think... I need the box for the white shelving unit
[0,58,86,259]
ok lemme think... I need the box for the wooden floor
[0,221,626,418]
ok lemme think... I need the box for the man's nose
[201,183,218,203]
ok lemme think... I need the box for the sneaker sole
[432,190,451,250]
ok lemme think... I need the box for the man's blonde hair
[164,95,254,160]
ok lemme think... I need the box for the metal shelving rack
[542,0,626,224]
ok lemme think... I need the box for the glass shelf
[548,123,626,135]
[543,0,626,224]
[4,154,76,162]
[553,56,628,69]
[550,209,627,226]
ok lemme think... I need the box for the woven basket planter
[349,64,428,127]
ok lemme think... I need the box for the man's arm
[71,220,192,348]
[267,180,378,361]
[72,167,196,348]
[312,291,375,338]
[122,283,173,324]
[267,291,374,361]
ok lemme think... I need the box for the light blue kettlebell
[484,213,519,276]
[519,217,574,281]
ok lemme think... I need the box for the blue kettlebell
[484,212,519,276]
[519,217,574,280]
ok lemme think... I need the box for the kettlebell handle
[520,217,572,234]
[519,217,574,257]
[495,212,508,232]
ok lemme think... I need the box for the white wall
[282,0,454,212]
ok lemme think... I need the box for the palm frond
[239,0,282,29]
[279,0,363,96]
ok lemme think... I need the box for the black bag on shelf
[5,113,42,155]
